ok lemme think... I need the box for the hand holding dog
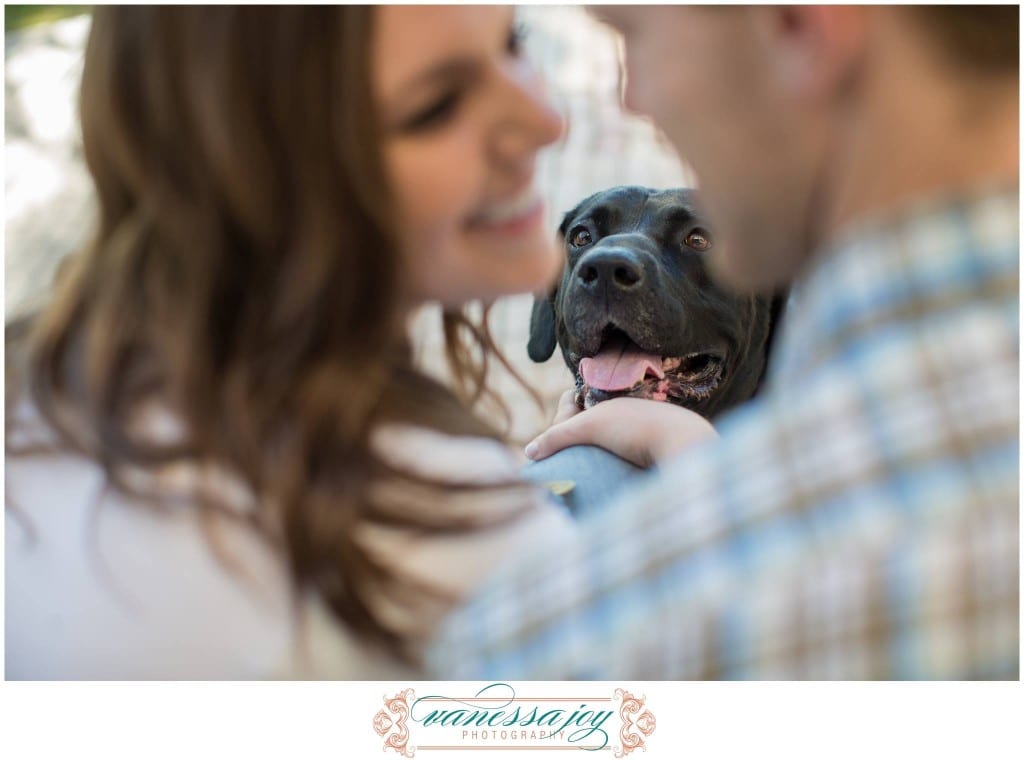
[525,391,718,468]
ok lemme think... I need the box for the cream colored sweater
[5,404,573,679]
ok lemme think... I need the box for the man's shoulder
[649,292,1017,520]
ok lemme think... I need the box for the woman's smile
[465,184,545,236]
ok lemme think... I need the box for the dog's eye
[684,228,712,251]
[569,227,592,248]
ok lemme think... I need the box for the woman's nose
[492,62,564,162]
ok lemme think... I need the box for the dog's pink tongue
[579,336,665,391]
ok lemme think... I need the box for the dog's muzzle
[575,327,725,409]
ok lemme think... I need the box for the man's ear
[757,5,868,99]
[528,287,559,362]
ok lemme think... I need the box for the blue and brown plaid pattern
[426,188,1019,679]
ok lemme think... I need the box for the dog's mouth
[575,327,725,409]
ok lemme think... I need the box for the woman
[6,5,576,678]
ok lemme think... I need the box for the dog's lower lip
[662,351,723,376]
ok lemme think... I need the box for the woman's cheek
[388,127,477,217]
[401,226,461,304]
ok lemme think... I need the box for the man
[426,6,1018,678]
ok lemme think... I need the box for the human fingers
[525,406,600,461]
[551,388,582,425]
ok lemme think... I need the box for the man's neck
[815,30,1018,250]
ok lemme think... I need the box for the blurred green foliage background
[5,5,91,32]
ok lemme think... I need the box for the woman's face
[373,6,563,308]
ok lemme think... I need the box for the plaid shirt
[426,187,1019,679]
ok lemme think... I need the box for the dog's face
[528,186,783,419]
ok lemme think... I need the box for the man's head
[594,6,1018,292]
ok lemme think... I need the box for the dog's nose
[576,250,644,292]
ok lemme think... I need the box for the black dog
[528,186,784,420]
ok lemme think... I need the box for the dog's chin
[574,351,726,410]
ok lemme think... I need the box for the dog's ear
[752,291,788,393]
[527,208,580,363]
[764,292,788,360]
[528,287,559,362]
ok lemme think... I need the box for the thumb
[524,415,591,461]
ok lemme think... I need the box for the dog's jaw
[574,351,727,412]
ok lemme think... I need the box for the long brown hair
[7,6,540,659]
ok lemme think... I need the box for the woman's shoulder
[7,456,270,677]
[4,398,413,679]
[5,403,574,677]
[371,423,526,484]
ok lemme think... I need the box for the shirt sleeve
[423,309,1019,679]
